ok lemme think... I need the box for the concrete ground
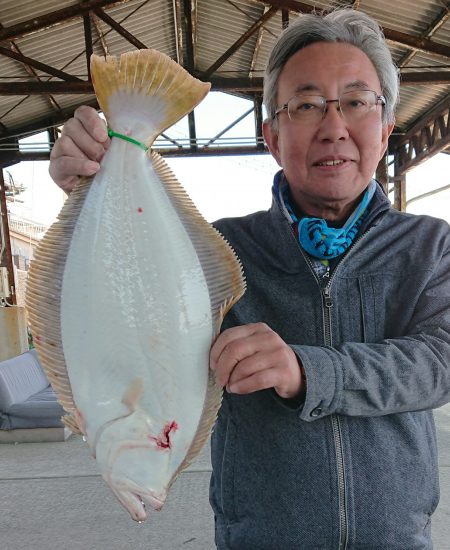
[1,404,449,550]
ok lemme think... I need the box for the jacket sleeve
[292,229,450,422]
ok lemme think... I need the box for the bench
[0,349,70,443]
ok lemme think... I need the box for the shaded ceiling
[0,0,448,166]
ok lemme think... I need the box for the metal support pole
[0,170,16,304]
[375,151,389,195]
[254,95,265,150]
[394,155,406,211]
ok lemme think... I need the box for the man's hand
[49,105,110,193]
[210,323,304,399]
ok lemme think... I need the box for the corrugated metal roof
[0,0,448,147]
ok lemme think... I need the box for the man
[49,8,450,549]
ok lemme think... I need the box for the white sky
[3,92,450,226]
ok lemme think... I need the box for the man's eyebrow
[292,80,371,94]
[344,80,370,90]
[294,84,320,94]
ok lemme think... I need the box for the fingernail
[94,127,108,142]
[86,161,100,174]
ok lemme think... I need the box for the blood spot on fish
[149,421,178,450]
[137,207,143,213]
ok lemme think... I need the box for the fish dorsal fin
[90,50,210,146]
[150,153,246,483]
[26,178,94,435]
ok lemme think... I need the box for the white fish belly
[60,141,212,486]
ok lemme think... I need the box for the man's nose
[316,102,350,142]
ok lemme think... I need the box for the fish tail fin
[90,50,210,147]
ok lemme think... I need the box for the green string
[107,128,148,152]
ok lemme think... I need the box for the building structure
[0,0,448,303]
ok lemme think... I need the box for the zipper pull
[323,286,333,308]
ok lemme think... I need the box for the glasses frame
[274,90,386,122]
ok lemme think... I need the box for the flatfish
[26,50,245,521]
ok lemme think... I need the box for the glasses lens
[340,90,377,121]
[287,95,325,123]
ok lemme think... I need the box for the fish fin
[26,177,92,425]
[90,50,210,146]
[151,153,246,484]
[151,151,246,330]
[63,412,83,435]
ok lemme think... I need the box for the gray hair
[264,9,399,126]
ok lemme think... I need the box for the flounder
[25,49,245,522]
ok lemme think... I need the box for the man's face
[263,42,394,221]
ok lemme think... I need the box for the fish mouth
[111,484,167,522]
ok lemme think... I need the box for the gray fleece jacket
[210,180,450,550]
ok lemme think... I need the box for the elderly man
[49,8,450,549]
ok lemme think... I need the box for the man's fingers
[210,323,271,367]
[228,367,282,395]
[74,105,109,143]
[58,119,108,162]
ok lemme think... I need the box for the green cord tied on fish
[107,127,149,152]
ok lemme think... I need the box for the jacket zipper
[278,192,387,550]
[318,227,377,549]
[291,247,350,550]
[322,274,348,550]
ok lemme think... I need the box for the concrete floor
[1,404,450,550]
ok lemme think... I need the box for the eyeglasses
[274,90,386,125]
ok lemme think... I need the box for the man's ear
[263,120,282,167]
[380,121,395,159]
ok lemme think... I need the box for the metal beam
[254,0,450,59]
[0,145,270,165]
[0,0,132,42]
[0,30,62,114]
[397,6,450,68]
[83,14,93,82]
[390,100,450,175]
[0,170,16,304]
[0,46,83,81]
[182,0,195,71]
[173,0,183,65]
[202,6,279,79]
[93,8,148,49]
[0,71,448,96]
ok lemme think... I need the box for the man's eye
[296,102,318,112]
[346,98,367,109]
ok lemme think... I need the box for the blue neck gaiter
[275,173,376,260]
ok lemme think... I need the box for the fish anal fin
[151,152,246,338]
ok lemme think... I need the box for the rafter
[0,22,62,115]
[92,13,110,56]
[93,8,147,49]
[83,15,93,82]
[202,5,279,79]
[397,5,450,68]
[0,46,83,81]
[250,5,268,77]
[173,0,183,65]
[252,0,450,60]
[0,71,448,95]
[0,0,133,42]
[390,99,450,174]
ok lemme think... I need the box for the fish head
[93,410,176,521]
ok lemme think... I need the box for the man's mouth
[316,159,346,167]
